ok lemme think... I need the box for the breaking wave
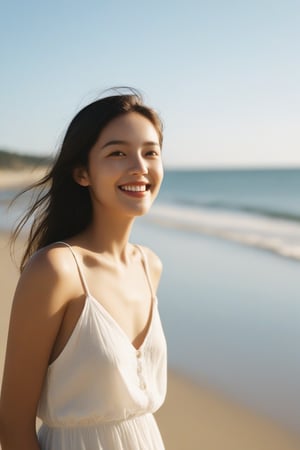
[147,203,300,262]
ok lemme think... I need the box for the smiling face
[75,112,164,219]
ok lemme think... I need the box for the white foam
[148,203,300,261]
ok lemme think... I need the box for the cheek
[89,160,119,183]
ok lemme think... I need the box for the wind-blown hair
[11,89,163,272]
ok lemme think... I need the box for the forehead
[96,112,160,145]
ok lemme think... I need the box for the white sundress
[37,242,167,450]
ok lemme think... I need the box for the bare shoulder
[25,242,77,276]
[140,246,163,273]
[137,245,163,292]
[15,243,80,310]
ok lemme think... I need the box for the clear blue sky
[1,0,299,168]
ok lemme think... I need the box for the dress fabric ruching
[37,242,167,450]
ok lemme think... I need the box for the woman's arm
[0,248,73,449]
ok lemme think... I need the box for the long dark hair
[11,89,163,271]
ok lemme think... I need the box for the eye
[145,149,160,157]
[108,151,126,157]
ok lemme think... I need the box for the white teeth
[120,185,147,192]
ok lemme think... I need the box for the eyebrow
[101,140,160,149]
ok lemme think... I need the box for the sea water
[150,168,300,262]
[1,168,300,432]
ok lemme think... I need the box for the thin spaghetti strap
[135,245,155,299]
[56,241,91,297]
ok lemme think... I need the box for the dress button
[136,350,142,358]
[137,365,142,374]
[140,381,147,390]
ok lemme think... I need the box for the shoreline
[1,231,300,449]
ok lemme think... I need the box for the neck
[77,211,136,263]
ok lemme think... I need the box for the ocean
[1,168,300,432]
[150,168,300,262]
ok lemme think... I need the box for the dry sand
[0,167,47,189]
[1,170,300,449]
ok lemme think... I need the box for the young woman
[0,90,167,450]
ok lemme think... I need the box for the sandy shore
[0,167,47,189]
[1,230,300,450]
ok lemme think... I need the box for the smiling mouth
[118,184,151,192]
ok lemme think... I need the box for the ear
[73,166,90,187]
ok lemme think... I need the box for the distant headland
[0,150,50,189]
[0,149,51,170]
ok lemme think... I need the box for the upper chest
[77,257,153,344]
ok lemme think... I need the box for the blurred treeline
[0,149,51,169]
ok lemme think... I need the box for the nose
[128,154,148,175]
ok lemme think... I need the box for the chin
[126,204,152,218]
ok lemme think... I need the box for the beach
[0,167,47,189]
[1,172,300,449]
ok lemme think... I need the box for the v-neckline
[57,241,156,352]
[87,294,157,352]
